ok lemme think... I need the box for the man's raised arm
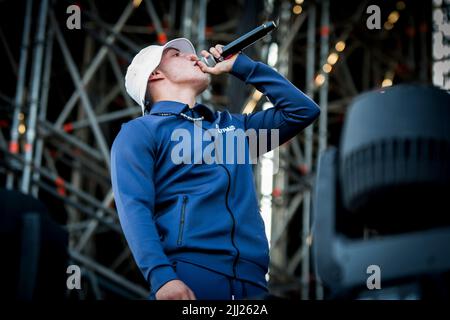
[230,53,320,146]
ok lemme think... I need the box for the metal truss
[0,0,431,299]
[254,0,429,300]
[1,0,240,300]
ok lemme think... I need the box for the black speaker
[339,85,450,233]
[313,85,450,299]
[0,188,69,300]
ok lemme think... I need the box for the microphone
[200,21,277,67]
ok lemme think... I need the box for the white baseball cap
[125,38,197,115]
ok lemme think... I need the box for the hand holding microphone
[197,44,238,75]
[196,21,277,75]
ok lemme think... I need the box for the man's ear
[148,69,164,82]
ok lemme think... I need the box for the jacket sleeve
[229,53,320,150]
[110,119,177,295]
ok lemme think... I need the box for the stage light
[18,124,26,134]
[295,0,304,4]
[382,78,393,87]
[388,11,400,24]
[327,52,339,65]
[293,5,302,15]
[315,74,325,86]
[382,70,394,87]
[322,63,332,73]
[335,41,346,52]
[314,85,450,299]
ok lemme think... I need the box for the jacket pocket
[177,195,188,246]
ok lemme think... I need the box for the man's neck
[153,89,197,109]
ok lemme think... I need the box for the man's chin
[195,75,210,93]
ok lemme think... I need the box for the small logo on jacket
[215,124,236,134]
[170,120,280,172]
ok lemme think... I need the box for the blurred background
[0,0,449,300]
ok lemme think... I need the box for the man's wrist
[150,265,178,294]
[229,53,257,82]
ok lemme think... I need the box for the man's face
[153,47,210,94]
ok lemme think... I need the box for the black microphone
[200,21,277,67]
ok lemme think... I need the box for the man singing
[110,37,320,300]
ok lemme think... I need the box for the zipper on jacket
[195,122,241,278]
[177,195,188,246]
[220,164,241,279]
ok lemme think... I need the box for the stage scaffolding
[0,0,431,299]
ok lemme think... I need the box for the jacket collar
[149,100,215,122]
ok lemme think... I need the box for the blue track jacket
[111,53,320,294]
